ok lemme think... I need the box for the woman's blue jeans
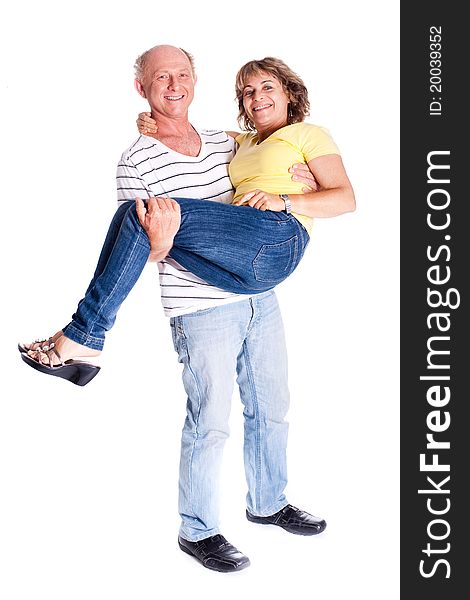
[63,198,309,350]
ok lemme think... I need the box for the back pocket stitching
[252,235,298,283]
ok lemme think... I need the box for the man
[117,45,325,573]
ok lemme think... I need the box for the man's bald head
[134,45,195,85]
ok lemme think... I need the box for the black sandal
[20,338,100,387]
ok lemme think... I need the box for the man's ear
[134,79,146,99]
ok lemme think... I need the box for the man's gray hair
[134,46,195,82]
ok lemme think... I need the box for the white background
[0,1,399,598]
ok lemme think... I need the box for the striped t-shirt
[116,129,246,317]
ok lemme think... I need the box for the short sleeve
[298,124,341,162]
[235,132,251,146]
[116,154,151,205]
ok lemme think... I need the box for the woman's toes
[27,349,46,365]
[23,331,63,353]
[27,347,61,367]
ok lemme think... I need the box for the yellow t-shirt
[230,122,340,233]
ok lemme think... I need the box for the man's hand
[290,163,319,192]
[137,112,158,135]
[135,197,181,261]
[232,190,285,212]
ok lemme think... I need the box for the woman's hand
[233,190,285,212]
[137,112,158,135]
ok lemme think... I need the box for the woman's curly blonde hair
[235,57,310,131]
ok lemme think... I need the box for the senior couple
[21,44,355,572]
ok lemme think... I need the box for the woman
[20,57,355,385]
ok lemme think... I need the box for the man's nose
[168,75,180,90]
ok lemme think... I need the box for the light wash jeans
[171,290,290,541]
[63,199,309,350]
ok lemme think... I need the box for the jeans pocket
[170,317,187,356]
[170,320,178,351]
[184,306,219,318]
[252,235,299,283]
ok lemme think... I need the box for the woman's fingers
[137,111,158,134]
[233,190,258,205]
[233,190,271,210]
[252,198,269,211]
[233,189,281,211]
[137,115,147,133]
[245,191,264,207]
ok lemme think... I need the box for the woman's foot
[25,333,101,366]
[20,330,63,353]
[20,333,102,386]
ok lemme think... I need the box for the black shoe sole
[178,540,250,573]
[279,523,327,536]
[21,352,100,386]
[246,511,327,535]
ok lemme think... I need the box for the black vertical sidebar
[401,3,467,598]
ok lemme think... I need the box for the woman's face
[242,71,290,135]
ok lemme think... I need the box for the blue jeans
[63,199,309,350]
[171,291,290,541]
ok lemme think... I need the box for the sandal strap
[29,336,53,352]
[37,336,62,354]
[49,343,63,365]
[31,341,64,367]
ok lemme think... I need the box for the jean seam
[86,229,146,342]
[291,235,299,270]
[180,318,204,521]
[62,324,104,350]
[241,340,262,512]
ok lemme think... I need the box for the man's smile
[164,94,185,101]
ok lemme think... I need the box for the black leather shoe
[178,534,251,572]
[246,504,327,535]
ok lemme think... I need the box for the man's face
[138,47,196,120]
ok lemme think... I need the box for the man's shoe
[178,534,251,572]
[246,504,327,536]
